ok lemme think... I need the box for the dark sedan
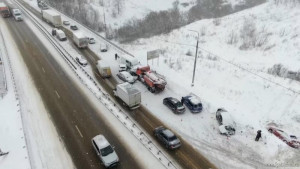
[163,97,185,114]
[154,126,181,150]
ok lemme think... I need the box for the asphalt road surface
[4,17,143,169]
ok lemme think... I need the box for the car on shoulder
[70,25,78,30]
[181,94,202,113]
[63,20,70,25]
[117,71,137,84]
[91,135,119,168]
[75,56,87,66]
[268,127,300,148]
[216,108,236,136]
[88,37,96,44]
[163,97,185,114]
[154,126,181,150]
[100,43,108,52]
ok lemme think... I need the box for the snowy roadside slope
[0,20,31,169]
[121,1,300,168]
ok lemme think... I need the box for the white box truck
[113,82,141,109]
[42,9,62,27]
[73,31,89,48]
[96,60,111,78]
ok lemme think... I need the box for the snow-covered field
[123,1,300,168]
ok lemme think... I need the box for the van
[91,135,119,168]
[119,55,139,70]
[96,60,111,78]
[56,30,66,41]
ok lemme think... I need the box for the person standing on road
[115,53,118,60]
[255,130,262,141]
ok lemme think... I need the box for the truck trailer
[42,9,62,27]
[96,60,111,78]
[0,3,11,18]
[72,31,89,48]
[113,82,141,109]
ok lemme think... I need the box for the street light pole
[189,30,199,87]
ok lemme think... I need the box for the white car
[117,71,137,84]
[119,64,127,72]
[88,38,96,44]
[100,43,108,52]
[91,135,119,168]
[75,56,87,66]
[63,20,70,25]
[216,108,236,135]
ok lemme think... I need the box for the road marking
[42,67,45,73]
[54,90,60,99]
[75,125,83,138]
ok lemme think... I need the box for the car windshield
[175,102,183,108]
[100,145,114,156]
[15,13,21,16]
[168,135,177,141]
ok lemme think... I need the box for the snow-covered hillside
[122,0,300,168]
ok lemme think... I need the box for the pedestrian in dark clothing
[255,130,262,141]
[115,53,118,60]
[181,98,184,104]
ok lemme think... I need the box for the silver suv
[91,135,119,168]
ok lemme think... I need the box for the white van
[91,135,119,168]
[56,30,67,41]
[119,55,139,70]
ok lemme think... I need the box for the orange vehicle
[0,3,11,18]
[135,66,166,93]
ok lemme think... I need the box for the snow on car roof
[93,135,109,149]
[189,95,201,105]
[220,111,235,126]
[162,129,175,138]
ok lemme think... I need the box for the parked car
[216,108,236,136]
[75,56,87,66]
[181,94,202,113]
[154,126,181,150]
[88,37,96,44]
[163,97,185,114]
[117,71,137,84]
[100,43,108,52]
[63,20,70,25]
[119,64,127,72]
[91,135,119,168]
[70,25,78,30]
[268,127,300,148]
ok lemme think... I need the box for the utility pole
[188,30,199,87]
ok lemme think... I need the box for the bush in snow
[227,30,238,44]
[186,50,193,56]
[239,18,270,50]
[268,64,300,82]
[212,18,221,26]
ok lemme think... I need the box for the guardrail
[15,1,179,168]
